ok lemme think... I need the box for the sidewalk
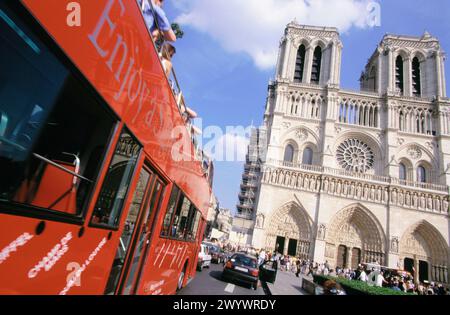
[265,271,311,295]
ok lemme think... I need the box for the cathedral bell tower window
[395,56,404,94]
[412,57,421,97]
[311,47,322,84]
[294,45,306,83]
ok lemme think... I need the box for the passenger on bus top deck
[140,0,176,42]
[160,42,176,77]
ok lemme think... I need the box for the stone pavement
[265,271,311,295]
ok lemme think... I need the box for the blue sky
[161,0,450,212]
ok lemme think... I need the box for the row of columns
[278,36,342,86]
[387,48,447,98]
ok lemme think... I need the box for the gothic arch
[395,48,410,60]
[264,201,313,259]
[294,38,311,50]
[399,220,449,283]
[396,142,438,169]
[325,204,386,268]
[310,39,327,50]
[282,125,320,145]
[411,50,427,63]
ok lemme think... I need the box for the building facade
[241,22,450,285]
[205,194,219,239]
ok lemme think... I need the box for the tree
[171,23,184,39]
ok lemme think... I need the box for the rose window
[336,139,374,173]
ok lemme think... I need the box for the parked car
[197,243,212,271]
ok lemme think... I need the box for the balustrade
[262,160,449,215]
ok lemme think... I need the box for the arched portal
[399,221,449,284]
[264,201,313,260]
[325,204,386,269]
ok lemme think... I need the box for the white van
[197,243,212,271]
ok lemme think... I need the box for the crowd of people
[237,247,450,295]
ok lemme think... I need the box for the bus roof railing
[138,0,212,174]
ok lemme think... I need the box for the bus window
[160,186,179,237]
[188,210,201,242]
[0,4,116,217]
[183,204,196,241]
[90,130,141,228]
[122,177,164,295]
[104,168,152,295]
[171,196,191,239]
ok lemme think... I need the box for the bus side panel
[20,0,212,220]
[0,214,122,295]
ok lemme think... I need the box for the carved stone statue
[391,190,398,204]
[376,187,382,201]
[357,185,362,198]
[336,181,342,195]
[383,188,389,202]
[443,198,449,212]
[290,174,297,187]
[434,199,441,212]
[350,183,355,197]
[323,178,329,192]
[398,191,404,205]
[405,193,411,207]
[304,176,310,189]
[370,186,375,200]
[419,195,426,209]
[317,224,326,240]
[256,214,265,229]
[297,175,303,188]
[390,237,399,253]
[427,196,433,210]
[310,177,316,190]
[363,185,369,199]
[412,194,418,208]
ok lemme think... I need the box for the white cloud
[174,0,376,70]
[204,132,250,162]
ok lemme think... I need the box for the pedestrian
[358,267,368,282]
[258,249,266,266]
[295,259,301,277]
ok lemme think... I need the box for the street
[178,263,267,295]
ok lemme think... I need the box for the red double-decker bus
[0,0,213,295]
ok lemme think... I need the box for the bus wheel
[177,264,188,291]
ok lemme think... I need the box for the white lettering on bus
[28,232,73,279]
[88,0,163,135]
[59,237,107,295]
[177,246,188,268]
[159,243,175,268]
[0,233,34,265]
[66,2,81,27]
[143,279,165,294]
[66,262,82,287]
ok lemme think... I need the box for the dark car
[222,253,260,290]
[208,244,226,264]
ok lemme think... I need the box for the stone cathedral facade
[238,22,450,284]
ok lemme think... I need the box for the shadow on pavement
[209,270,225,282]
[210,270,257,291]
